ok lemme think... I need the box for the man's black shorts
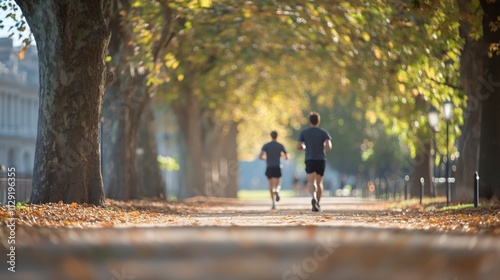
[305,160,326,176]
[265,167,282,178]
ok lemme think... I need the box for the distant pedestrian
[259,131,288,210]
[297,112,332,212]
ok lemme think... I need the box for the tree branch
[425,75,463,91]
[152,0,176,63]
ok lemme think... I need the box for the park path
[2,197,500,280]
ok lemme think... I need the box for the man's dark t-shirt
[298,127,332,161]
[261,141,287,167]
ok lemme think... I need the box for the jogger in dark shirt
[260,131,288,210]
[297,112,332,212]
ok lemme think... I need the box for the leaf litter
[0,197,499,234]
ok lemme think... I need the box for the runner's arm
[296,141,305,150]
[259,150,266,160]
[324,139,332,151]
[281,152,289,160]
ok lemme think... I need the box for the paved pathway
[2,197,500,280]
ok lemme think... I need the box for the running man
[259,131,288,210]
[297,112,332,212]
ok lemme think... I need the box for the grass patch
[387,197,447,210]
[440,203,477,211]
[238,189,295,200]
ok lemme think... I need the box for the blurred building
[0,37,39,174]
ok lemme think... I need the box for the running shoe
[311,198,319,212]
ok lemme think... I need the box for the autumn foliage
[1,198,500,234]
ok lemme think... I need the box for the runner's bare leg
[269,177,280,205]
[315,174,324,204]
[268,178,275,203]
[307,172,317,200]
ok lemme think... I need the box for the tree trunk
[410,141,432,197]
[409,95,432,197]
[102,74,147,200]
[174,90,205,199]
[478,0,500,199]
[138,96,166,198]
[454,1,485,200]
[203,120,239,198]
[221,122,239,198]
[102,0,148,200]
[203,117,225,197]
[17,0,110,204]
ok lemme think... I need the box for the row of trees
[2,0,500,204]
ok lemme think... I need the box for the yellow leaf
[199,0,211,8]
[362,32,370,41]
[365,110,377,124]
[372,46,382,59]
[398,84,406,93]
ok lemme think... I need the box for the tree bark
[202,116,225,197]
[138,96,166,198]
[17,0,110,204]
[174,89,206,199]
[203,120,239,198]
[221,122,239,198]
[102,0,149,200]
[410,141,432,197]
[409,95,432,197]
[478,0,500,199]
[102,73,147,200]
[455,0,485,200]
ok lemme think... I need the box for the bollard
[404,175,409,200]
[474,172,479,208]
[419,177,424,205]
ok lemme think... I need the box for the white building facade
[0,38,39,174]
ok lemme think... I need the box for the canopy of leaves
[0,0,32,56]
[138,0,466,161]
[3,0,473,170]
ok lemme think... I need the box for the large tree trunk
[478,0,500,199]
[455,1,485,200]
[203,120,239,198]
[138,96,166,198]
[18,0,110,204]
[174,90,206,199]
[102,0,148,200]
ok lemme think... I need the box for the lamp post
[442,101,454,205]
[428,106,439,197]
